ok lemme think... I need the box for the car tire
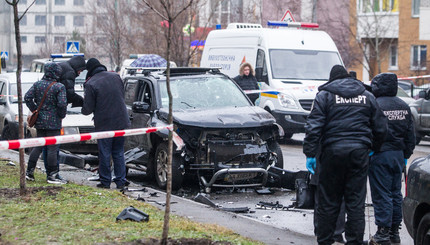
[416,213,430,245]
[268,140,284,169]
[154,142,183,190]
[1,124,15,140]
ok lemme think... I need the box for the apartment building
[350,0,430,83]
[0,0,91,68]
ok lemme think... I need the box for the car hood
[160,106,276,128]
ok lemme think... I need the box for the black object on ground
[116,206,149,222]
[267,166,308,190]
[193,193,249,213]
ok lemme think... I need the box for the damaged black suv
[123,68,283,191]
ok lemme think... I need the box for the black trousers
[316,143,369,245]
[27,129,61,177]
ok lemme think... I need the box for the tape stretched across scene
[0,125,185,150]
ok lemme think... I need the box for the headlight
[61,127,79,135]
[278,93,299,109]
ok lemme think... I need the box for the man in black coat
[368,73,415,245]
[233,62,260,104]
[58,55,86,107]
[303,65,387,245]
[82,58,131,189]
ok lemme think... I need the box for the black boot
[390,223,401,244]
[369,226,391,245]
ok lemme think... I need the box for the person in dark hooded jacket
[233,62,260,104]
[303,65,387,245]
[58,55,86,107]
[368,73,415,245]
[82,58,130,189]
[24,62,67,184]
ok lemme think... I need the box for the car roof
[0,72,43,84]
[124,67,224,80]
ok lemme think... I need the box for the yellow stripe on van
[261,92,278,98]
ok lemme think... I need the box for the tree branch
[142,0,168,20]
[18,0,36,21]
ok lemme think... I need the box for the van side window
[124,79,139,106]
[256,49,269,85]
[137,81,152,105]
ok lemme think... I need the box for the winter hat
[85,58,106,78]
[68,55,86,73]
[328,65,350,82]
[43,62,62,81]
[371,73,398,97]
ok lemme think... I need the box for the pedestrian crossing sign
[0,51,9,60]
[66,41,80,53]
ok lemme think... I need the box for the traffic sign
[66,41,80,53]
[281,10,295,23]
[1,51,9,60]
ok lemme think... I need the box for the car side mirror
[255,67,268,85]
[132,101,151,113]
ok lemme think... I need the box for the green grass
[0,160,261,244]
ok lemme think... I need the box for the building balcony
[356,12,399,39]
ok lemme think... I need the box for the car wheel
[1,124,15,140]
[416,213,430,245]
[154,142,183,190]
[268,140,284,168]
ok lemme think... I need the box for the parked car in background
[123,67,283,192]
[409,89,430,144]
[0,72,42,140]
[403,155,430,245]
[397,86,416,105]
[398,78,415,97]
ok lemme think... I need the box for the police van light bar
[267,21,319,28]
[51,53,84,58]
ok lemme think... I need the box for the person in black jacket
[303,65,387,245]
[233,62,260,104]
[82,58,131,189]
[58,55,86,107]
[368,73,415,245]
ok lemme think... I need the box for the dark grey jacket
[81,67,130,131]
[303,77,387,158]
[371,73,415,158]
[58,56,85,107]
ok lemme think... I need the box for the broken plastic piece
[255,188,273,195]
[116,206,149,222]
[220,207,249,213]
[6,161,16,166]
[193,193,217,208]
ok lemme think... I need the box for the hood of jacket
[68,56,86,74]
[371,73,398,97]
[42,62,62,81]
[318,77,366,98]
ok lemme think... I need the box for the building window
[54,16,65,26]
[35,36,46,43]
[19,0,27,4]
[54,36,65,44]
[411,45,427,70]
[35,15,46,26]
[412,0,420,17]
[21,36,27,43]
[74,0,84,6]
[55,0,65,5]
[73,16,84,27]
[21,15,27,26]
[359,0,399,13]
[389,44,398,69]
[35,0,46,5]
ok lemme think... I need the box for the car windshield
[9,83,35,103]
[269,49,342,80]
[158,76,251,109]
[397,87,410,97]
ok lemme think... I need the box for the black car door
[125,78,154,163]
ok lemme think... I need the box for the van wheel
[415,213,430,245]
[154,142,183,190]
[268,140,284,169]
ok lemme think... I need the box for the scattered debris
[193,193,250,213]
[136,195,145,202]
[262,215,271,219]
[149,192,158,197]
[255,201,294,211]
[6,161,16,166]
[255,187,273,195]
[87,176,100,181]
[116,206,149,222]
[123,187,147,192]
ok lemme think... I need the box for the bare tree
[5,0,36,196]
[139,1,193,244]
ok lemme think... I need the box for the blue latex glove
[404,159,408,166]
[306,157,316,175]
[369,151,374,157]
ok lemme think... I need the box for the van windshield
[269,49,342,80]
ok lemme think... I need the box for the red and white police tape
[0,125,186,150]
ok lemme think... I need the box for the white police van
[200,21,344,138]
